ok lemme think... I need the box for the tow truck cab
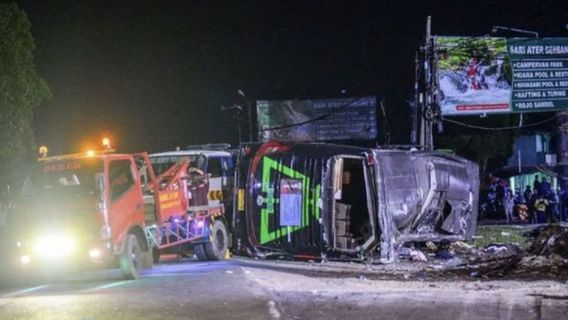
[149,144,235,221]
[14,150,153,279]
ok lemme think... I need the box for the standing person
[560,187,568,222]
[539,176,552,197]
[534,196,549,224]
[533,175,541,195]
[548,190,559,223]
[523,185,532,204]
[504,189,515,224]
[528,189,539,223]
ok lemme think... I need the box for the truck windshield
[150,155,199,176]
[23,158,103,199]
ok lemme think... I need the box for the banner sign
[257,96,377,142]
[436,37,568,115]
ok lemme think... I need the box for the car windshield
[150,155,200,176]
[22,158,103,199]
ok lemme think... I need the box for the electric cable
[441,113,559,131]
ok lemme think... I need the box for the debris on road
[462,225,568,279]
[409,249,428,262]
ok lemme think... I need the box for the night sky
[18,0,568,154]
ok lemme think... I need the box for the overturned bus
[233,141,479,263]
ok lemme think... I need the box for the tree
[435,115,516,181]
[0,3,50,192]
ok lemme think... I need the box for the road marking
[142,273,191,278]
[267,300,281,319]
[1,284,51,298]
[83,280,132,293]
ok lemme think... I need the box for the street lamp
[491,26,539,38]
[237,89,254,142]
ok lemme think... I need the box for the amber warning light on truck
[38,145,48,158]
[102,137,111,149]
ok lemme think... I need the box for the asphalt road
[1,257,567,320]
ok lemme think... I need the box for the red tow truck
[12,140,229,279]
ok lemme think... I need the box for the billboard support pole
[421,16,435,150]
[411,51,419,145]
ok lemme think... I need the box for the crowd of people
[481,174,567,224]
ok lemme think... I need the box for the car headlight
[33,234,75,258]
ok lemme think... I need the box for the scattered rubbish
[463,225,568,278]
[527,225,568,258]
[425,241,437,252]
[436,251,453,260]
[500,232,511,236]
[410,249,428,262]
[225,270,234,274]
[484,245,509,254]
[452,241,473,250]
[443,257,464,268]
[398,247,411,259]
[518,255,566,269]
[434,239,454,260]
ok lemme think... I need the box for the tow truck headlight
[20,255,31,265]
[33,234,75,258]
[89,248,101,259]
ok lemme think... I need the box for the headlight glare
[89,248,101,259]
[33,234,75,258]
[20,255,31,265]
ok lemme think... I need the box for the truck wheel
[152,247,160,263]
[142,249,154,269]
[203,220,228,260]
[194,244,209,261]
[119,234,142,280]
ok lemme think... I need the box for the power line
[442,114,559,131]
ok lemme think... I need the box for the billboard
[436,37,568,115]
[256,96,377,142]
